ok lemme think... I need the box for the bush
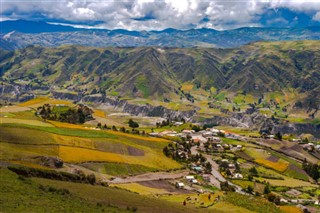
[128,119,139,128]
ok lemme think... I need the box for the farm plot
[245,148,289,172]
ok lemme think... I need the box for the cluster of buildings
[175,175,199,189]
[150,127,240,143]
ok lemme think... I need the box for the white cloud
[1,0,320,30]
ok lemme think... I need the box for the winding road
[191,146,244,193]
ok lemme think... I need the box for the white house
[185,176,195,181]
[233,173,243,179]
[228,164,235,169]
[191,179,198,184]
[175,182,185,189]
[182,129,195,134]
[210,128,220,133]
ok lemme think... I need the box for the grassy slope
[0,167,127,213]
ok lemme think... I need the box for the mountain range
[0,40,319,112]
[1,20,320,50]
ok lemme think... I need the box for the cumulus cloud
[1,0,320,30]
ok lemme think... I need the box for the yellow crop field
[181,83,193,91]
[110,183,168,195]
[112,151,180,170]
[58,146,125,163]
[279,206,302,213]
[255,158,289,172]
[0,118,54,127]
[93,109,106,118]
[51,134,95,149]
[58,146,180,170]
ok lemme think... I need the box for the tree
[128,119,139,128]
[220,181,235,192]
[246,185,253,194]
[275,131,282,141]
[226,169,232,176]
[192,125,201,132]
[205,162,212,172]
[264,184,270,194]
[235,163,241,173]
[249,167,258,176]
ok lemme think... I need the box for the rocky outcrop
[38,156,64,168]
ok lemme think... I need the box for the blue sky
[1,0,320,30]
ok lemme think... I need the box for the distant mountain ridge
[1,20,320,50]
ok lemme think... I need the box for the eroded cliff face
[81,95,197,120]
[197,110,320,138]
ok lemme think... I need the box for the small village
[149,125,320,209]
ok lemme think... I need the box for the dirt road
[109,170,189,184]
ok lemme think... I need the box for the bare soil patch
[267,155,279,163]
[127,146,144,156]
[285,188,302,196]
